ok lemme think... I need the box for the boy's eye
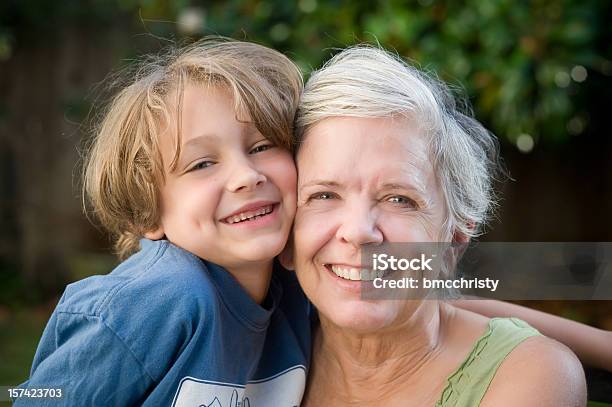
[190,160,215,171]
[250,143,274,154]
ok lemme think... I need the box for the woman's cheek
[379,212,437,242]
[293,220,319,261]
[295,208,338,248]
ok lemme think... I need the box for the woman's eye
[386,195,417,207]
[190,160,214,171]
[250,143,274,154]
[310,191,338,200]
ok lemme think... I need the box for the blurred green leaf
[0,0,608,145]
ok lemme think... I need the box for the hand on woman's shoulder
[481,335,587,407]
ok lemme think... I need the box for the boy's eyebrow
[181,125,259,149]
[182,134,217,149]
[243,124,259,136]
[175,126,263,170]
[174,135,216,170]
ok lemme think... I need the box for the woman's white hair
[295,46,502,241]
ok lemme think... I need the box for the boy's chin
[241,247,283,262]
[237,243,284,263]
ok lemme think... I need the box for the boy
[16,38,310,406]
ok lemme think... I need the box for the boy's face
[146,84,296,273]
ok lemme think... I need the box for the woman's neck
[308,301,449,405]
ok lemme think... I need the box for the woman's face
[293,116,448,332]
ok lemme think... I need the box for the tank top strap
[435,317,541,407]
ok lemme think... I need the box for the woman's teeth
[225,205,273,224]
[330,265,382,281]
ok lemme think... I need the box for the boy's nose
[226,161,267,193]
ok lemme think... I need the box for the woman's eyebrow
[299,180,341,189]
[381,182,426,195]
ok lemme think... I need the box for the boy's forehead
[186,82,250,114]
[155,85,263,172]
[160,83,250,135]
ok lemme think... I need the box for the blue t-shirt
[16,239,311,406]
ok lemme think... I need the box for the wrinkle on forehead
[296,115,451,243]
[298,118,433,189]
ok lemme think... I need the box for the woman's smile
[293,115,446,332]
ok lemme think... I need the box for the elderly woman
[289,47,587,406]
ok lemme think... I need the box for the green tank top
[435,317,541,407]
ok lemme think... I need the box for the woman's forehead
[296,116,434,186]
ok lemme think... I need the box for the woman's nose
[335,202,383,247]
[226,159,267,193]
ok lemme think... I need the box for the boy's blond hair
[83,38,303,260]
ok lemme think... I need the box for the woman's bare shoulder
[480,335,587,407]
[442,303,491,344]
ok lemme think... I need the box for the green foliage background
[3,0,609,148]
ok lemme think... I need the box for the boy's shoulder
[57,239,216,323]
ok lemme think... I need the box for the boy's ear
[144,225,165,240]
[278,240,295,271]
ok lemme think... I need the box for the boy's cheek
[278,239,295,270]
[269,151,298,190]
[275,176,298,218]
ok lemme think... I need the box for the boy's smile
[146,84,296,283]
[220,201,277,225]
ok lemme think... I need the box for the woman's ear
[278,237,295,271]
[444,226,473,275]
[452,230,471,244]
[452,222,475,244]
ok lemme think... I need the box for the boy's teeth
[225,205,274,224]
[330,265,376,281]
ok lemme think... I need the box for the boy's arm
[452,299,612,372]
[14,311,154,406]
